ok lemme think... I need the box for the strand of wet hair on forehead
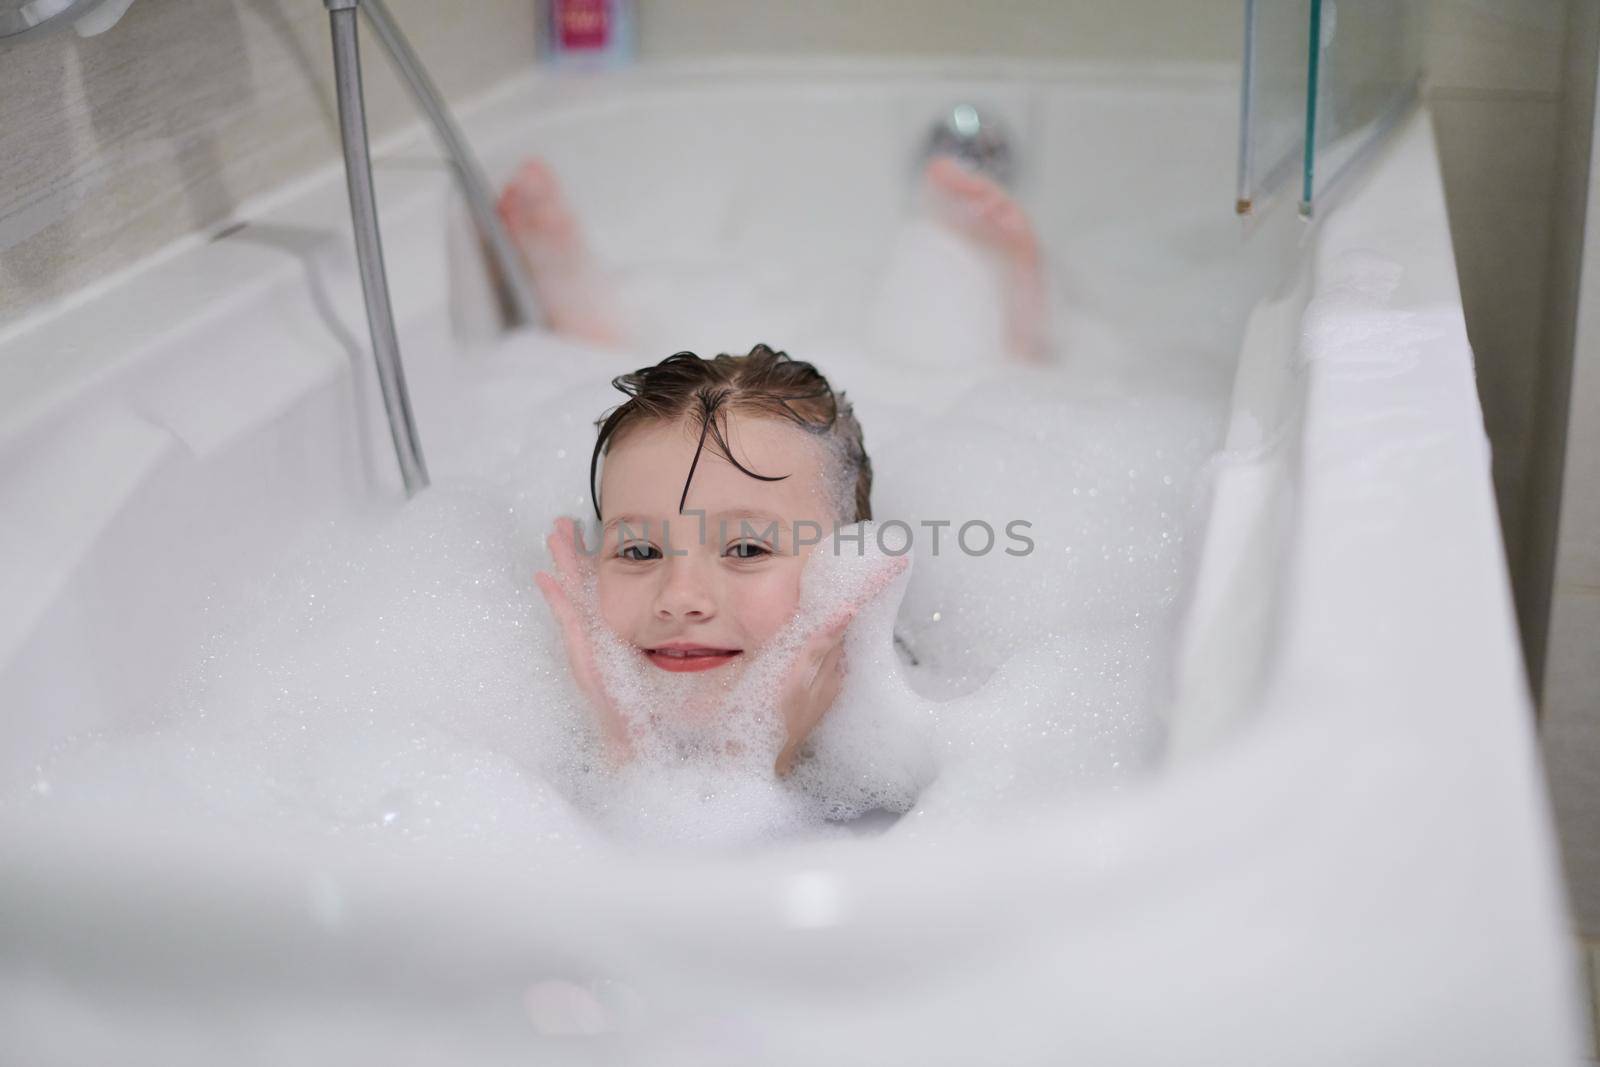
[679,387,786,515]
[588,346,852,522]
[589,351,703,521]
[774,387,836,428]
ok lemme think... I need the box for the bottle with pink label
[541,0,636,69]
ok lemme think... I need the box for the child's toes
[925,156,986,196]
[514,159,555,196]
[987,201,1029,237]
[499,185,535,235]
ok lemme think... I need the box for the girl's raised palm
[773,554,909,777]
[534,517,634,765]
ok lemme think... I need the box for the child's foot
[921,157,1049,362]
[497,160,624,346]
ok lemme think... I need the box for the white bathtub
[0,60,1587,1064]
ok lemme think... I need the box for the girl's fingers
[855,553,909,607]
[557,514,593,561]
[547,516,597,596]
[812,639,845,700]
[533,571,576,627]
[537,537,632,768]
[777,619,853,776]
[798,613,851,689]
[809,610,852,656]
[535,571,595,675]
[547,522,579,582]
[545,532,566,579]
[806,556,907,646]
[540,571,621,736]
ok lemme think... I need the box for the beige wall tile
[1546,129,1600,592]
[0,1,1259,331]
[637,0,1243,65]
[1580,940,1593,1062]
[1420,0,1575,692]
[1431,91,1564,193]
[1429,93,1562,584]
[1587,940,1600,1060]
[1538,0,1600,943]
[0,0,538,328]
[1524,0,1599,685]
[1544,587,1600,935]
[1425,0,1571,95]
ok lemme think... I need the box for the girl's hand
[773,555,909,777]
[534,517,633,766]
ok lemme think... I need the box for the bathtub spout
[923,104,1014,187]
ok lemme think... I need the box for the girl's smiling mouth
[644,643,743,672]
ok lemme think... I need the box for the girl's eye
[726,540,771,560]
[619,542,661,562]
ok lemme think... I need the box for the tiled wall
[1526,5,1600,701]
[1421,0,1574,676]
[0,0,1253,333]
[635,0,1241,64]
[1426,0,1600,939]
[1540,3,1600,939]
[0,0,538,328]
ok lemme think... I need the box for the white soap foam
[875,369,1219,701]
[4,219,1230,859]
[6,487,598,860]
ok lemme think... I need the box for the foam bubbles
[7,226,1230,859]
[4,486,603,860]
[874,369,1217,702]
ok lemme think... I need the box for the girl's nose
[653,559,715,621]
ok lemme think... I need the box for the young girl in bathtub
[500,155,1048,778]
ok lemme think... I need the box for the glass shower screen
[1238,0,1423,218]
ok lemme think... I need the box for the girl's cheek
[739,567,805,646]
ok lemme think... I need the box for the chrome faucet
[923,104,1015,186]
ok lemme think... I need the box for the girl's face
[594,414,838,677]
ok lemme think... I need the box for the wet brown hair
[590,343,872,524]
